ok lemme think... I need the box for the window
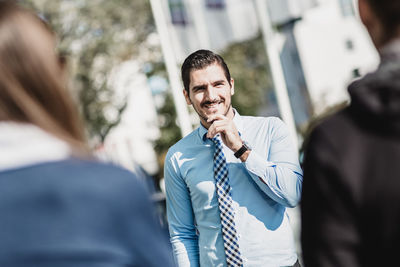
[339,0,355,17]
[352,68,361,78]
[345,39,354,51]
[169,0,188,25]
[206,0,225,9]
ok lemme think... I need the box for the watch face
[234,140,252,158]
[243,141,252,150]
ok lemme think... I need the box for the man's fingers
[207,127,222,138]
[206,117,228,138]
[210,119,228,128]
[207,114,226,123]
[207,124,226,139]
[206,114,240,147]
[206,124,216,139]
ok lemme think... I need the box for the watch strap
[234,143,249,158]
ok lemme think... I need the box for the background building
[289,0,379,115]
[159,0,378,132]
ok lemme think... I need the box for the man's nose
[205,86,217,101]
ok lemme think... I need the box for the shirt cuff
[244,150,275,179]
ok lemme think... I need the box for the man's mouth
[202,100,223,109]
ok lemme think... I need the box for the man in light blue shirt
[164,50,303,267]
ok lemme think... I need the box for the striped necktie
[212,136,243,267]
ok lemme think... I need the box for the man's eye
[193,87,205,92]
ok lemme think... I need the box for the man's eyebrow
[213,80,226,84]
[192,84,206,91]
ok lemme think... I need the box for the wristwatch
[234,141,252,158]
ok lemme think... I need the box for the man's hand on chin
[206,114,242,153]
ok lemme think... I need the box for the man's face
[183,63,234,128]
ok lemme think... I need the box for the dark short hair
[181,49,231,93]
[367,0,400,41]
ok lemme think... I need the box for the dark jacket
[0,158,174,267]
[301,39,400,267]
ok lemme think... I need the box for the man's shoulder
[166,128,200,158]
[241,115,283,129]
[241,114,281,122]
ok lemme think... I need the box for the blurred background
[19,0,379,259]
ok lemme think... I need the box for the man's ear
[358,0,372,28]
[183,89,192,105]
[230,78,235,96]
[358,0,383,48]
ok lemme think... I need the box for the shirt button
[237,234,241,239]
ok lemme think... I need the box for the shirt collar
[197,108,243,142]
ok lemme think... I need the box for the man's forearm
[244,151,302,207]
[171,238,200,267]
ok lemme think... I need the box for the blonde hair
[0,1,88,153]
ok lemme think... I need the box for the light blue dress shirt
[164,112,303,267]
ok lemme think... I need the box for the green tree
[21,0,159,144]
[154,92,182,178]
[222,33,271,116]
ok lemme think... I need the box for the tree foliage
[154,91,182,179]
[222,33,271,116]
[20,0,158,143]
